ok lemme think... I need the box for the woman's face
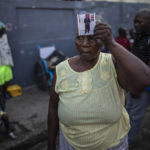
[75,34,102,61]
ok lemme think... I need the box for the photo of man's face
[77,13,95,36]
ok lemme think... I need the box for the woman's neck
[68,55,99,72]
[78,56,99,68]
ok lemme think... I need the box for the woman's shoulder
[56,56,78,69]
[68,55,79,64]
[100,52,113,65]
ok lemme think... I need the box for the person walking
[0,21,16,139]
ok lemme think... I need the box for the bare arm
[48,72,59,150]
[94,23,150,94]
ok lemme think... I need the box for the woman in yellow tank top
[48,22,150,150]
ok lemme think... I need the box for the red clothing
[115,36,131,50]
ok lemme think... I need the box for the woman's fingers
[94,29,111,39]
[94,23,111,31]
[94,23,113,45]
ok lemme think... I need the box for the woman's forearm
[48,104,59,150]
[107,40,150,92]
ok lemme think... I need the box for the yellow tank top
[55,52,130,150]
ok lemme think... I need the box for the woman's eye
[77,36,83,40]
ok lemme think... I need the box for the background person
[126,8,150,146]
[0,21,16,139]
[0,21,14,100]
[115,27,131,51]
[48,20,150,150]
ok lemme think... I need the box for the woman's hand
[94,23,115,47]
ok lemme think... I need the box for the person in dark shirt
[126,8,150,146]
[84,14,90,34]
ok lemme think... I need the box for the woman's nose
[82,36,89,45]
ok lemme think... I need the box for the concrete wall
[0,0,150,86]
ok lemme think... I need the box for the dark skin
[134,12,150,35]
[48,72,59,150]
[118,28,127,38]
[94,23,150,93]
[47,23,150,150]
[69,35,101,72]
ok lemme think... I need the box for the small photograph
[77,13,95,36]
